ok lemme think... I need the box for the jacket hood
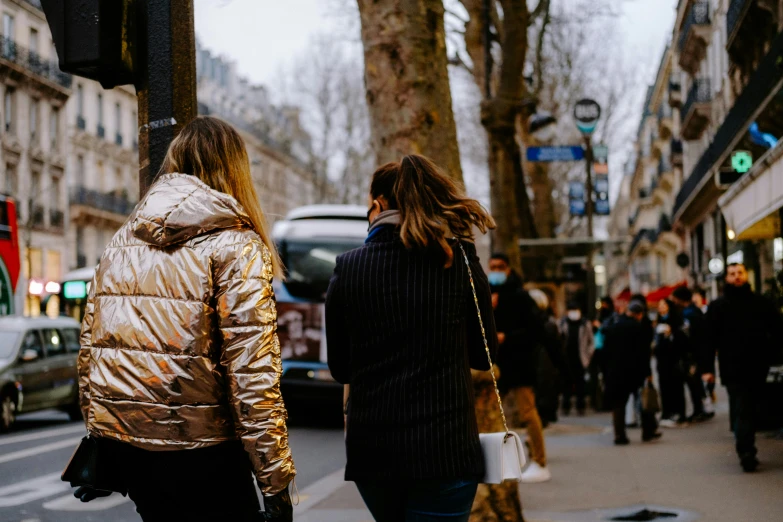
[130,173,251,247]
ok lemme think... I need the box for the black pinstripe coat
[326,226,498,481]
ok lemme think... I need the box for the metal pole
[135,0,197,197]
[584,136,596,319]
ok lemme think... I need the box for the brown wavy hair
[370,155,495,267]
[159,116,283,278]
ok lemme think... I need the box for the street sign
[593,144,609,162]
[593,162,609,175]
[569,181,585,199]
[569,199,586,217]
[574,99,601,135]
[595,199,611,216]
[731,150,753,173]
[526,146,585,162]
[594,175,609,195]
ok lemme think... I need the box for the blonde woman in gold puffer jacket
[76,117,295,522]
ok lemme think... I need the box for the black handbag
[61,435,128,495]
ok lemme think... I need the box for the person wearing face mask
[703,263,783,472]
[559,301,595,416]
[486,254,551,483]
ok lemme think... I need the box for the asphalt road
[0,409,346,522]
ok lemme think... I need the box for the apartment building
[0,0,71,315]
[196,44,323,223]
[672,0,783,297]
[615,0,783,302]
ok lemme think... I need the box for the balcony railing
[678,1,711,75]
[50,209,64,229]
[681,79,712,139]
[727,0,751,46]
[0,35,72,90]
[31,205,44,227]
[678,1,711,52]
[70,186,135,216]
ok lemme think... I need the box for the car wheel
[0,394,16,432]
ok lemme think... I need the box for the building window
[31,170,41,200]
[5,163,17,196]
[75,226,85,267]
[97,93,104,137]
[29,98,39,144]
[115,102,121,143]
[76,84,84,118]
[4,88,14,134]
[49,106,59,151]
[76,154,85,186]
[29,27,38,56]
[25,247,43,279]
[3,13,14,40]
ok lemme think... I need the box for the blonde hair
[159,116,283,278]
[370,155,495,268]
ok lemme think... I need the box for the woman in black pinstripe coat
[326,155,498,522]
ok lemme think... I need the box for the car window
[43,328,65,357]
[0,332,20,358]
[20,331,44,361]
[61,328,80,353]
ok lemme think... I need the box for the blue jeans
[356,479,479,522]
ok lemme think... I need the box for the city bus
[273,205,367,409]
[0,195,21,317]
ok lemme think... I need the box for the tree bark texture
[461,0,538,274]
[357,0,463,181]
[470,368,525,522]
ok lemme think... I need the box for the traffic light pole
[584,136,596,320]
[135,0,198,196]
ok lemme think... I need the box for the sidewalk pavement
[294,397,783,522]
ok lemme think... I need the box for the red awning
[645,282,686,304]
[614,287,631,303]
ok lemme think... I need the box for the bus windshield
[280,239,364,300]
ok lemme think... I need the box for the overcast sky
[194,0,678,88]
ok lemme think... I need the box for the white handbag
[458,243,527,484]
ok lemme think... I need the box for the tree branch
[449,52,475,75]
[533,0,552,95]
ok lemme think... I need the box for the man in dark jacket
[671,286,710,422]
[487,253,550,483]
[703,263,783,472]
[604,300,660,445]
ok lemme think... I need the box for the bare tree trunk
[356,0,463,181]
[462,0,538,274]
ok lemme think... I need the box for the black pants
[658,367,685,420]
[611,388,657,441]
[684,368,705,416]
[123,441,264,522]
[727,383,762,460]
[563,363,587,413]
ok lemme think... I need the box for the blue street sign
[526,146,585,162]
[570,199,586,217]
[595,199,611,216]
[569,181,585,199]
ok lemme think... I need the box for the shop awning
[645,282,686,305]
[719,142,783,240]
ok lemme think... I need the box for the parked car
[0,316,82,431]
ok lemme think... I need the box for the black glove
[260,487,293,522]
[73,486,112,503]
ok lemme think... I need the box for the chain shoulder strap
[457,241,510,436]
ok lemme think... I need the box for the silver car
[0,316,82,431]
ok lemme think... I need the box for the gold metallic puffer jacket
[78,173,295,495]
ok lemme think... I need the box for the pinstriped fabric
[326,228,498,481]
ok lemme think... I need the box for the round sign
[676,252,690,269]
[708,257,725,275]
[574,99,601,135]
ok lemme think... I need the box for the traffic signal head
[41,0,137,89]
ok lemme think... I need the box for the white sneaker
[659,418,677,428]
[520,462,552,483]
